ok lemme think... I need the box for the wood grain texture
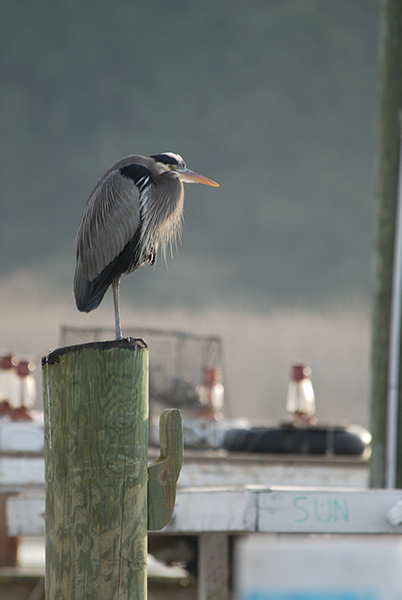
[371,0,402,488]
[42,339,148,600]
[147,409,183,531]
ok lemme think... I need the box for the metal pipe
[386,127,402,488]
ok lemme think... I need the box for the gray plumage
[73,152,219,338]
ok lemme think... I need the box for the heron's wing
[76,166,149,282]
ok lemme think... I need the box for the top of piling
[42,337,148,367]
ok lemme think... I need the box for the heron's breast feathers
[139,180,184,263]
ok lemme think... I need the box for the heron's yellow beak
[174,167,219,187]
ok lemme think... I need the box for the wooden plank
[177,455,369,488]
[0,449,370,491]
[6,495,45,537]
[8,487,257,536]
[0,456,44,487]
[257,487,402,534]
[7,489,255,536]
[9,487,402,536]
[164,487,257,533]
[198,533,229,600]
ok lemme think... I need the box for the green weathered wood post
[371,0,402,488]
[42,338,182,600]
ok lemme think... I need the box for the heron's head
[150,152,219,187]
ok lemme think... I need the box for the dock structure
[1,343,400,600]
[6,483,402,600]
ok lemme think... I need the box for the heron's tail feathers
[73,262,110,313]
[73,232,144,313]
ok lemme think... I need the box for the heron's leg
[112,278,122,339]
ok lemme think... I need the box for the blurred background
[0,0,380,427]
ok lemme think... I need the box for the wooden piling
[371,0,402,488]
[42,338,148,600]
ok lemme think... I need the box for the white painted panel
[0,456,44,486]
[0,422,44,451]
[161,487,257,533]
[236,534,402,600]
[177,459,369,489]
[7,495,45,536]
[258,488,402,534]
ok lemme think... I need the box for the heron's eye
[168,165,174,170]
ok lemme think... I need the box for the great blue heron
[73,152,219,339]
